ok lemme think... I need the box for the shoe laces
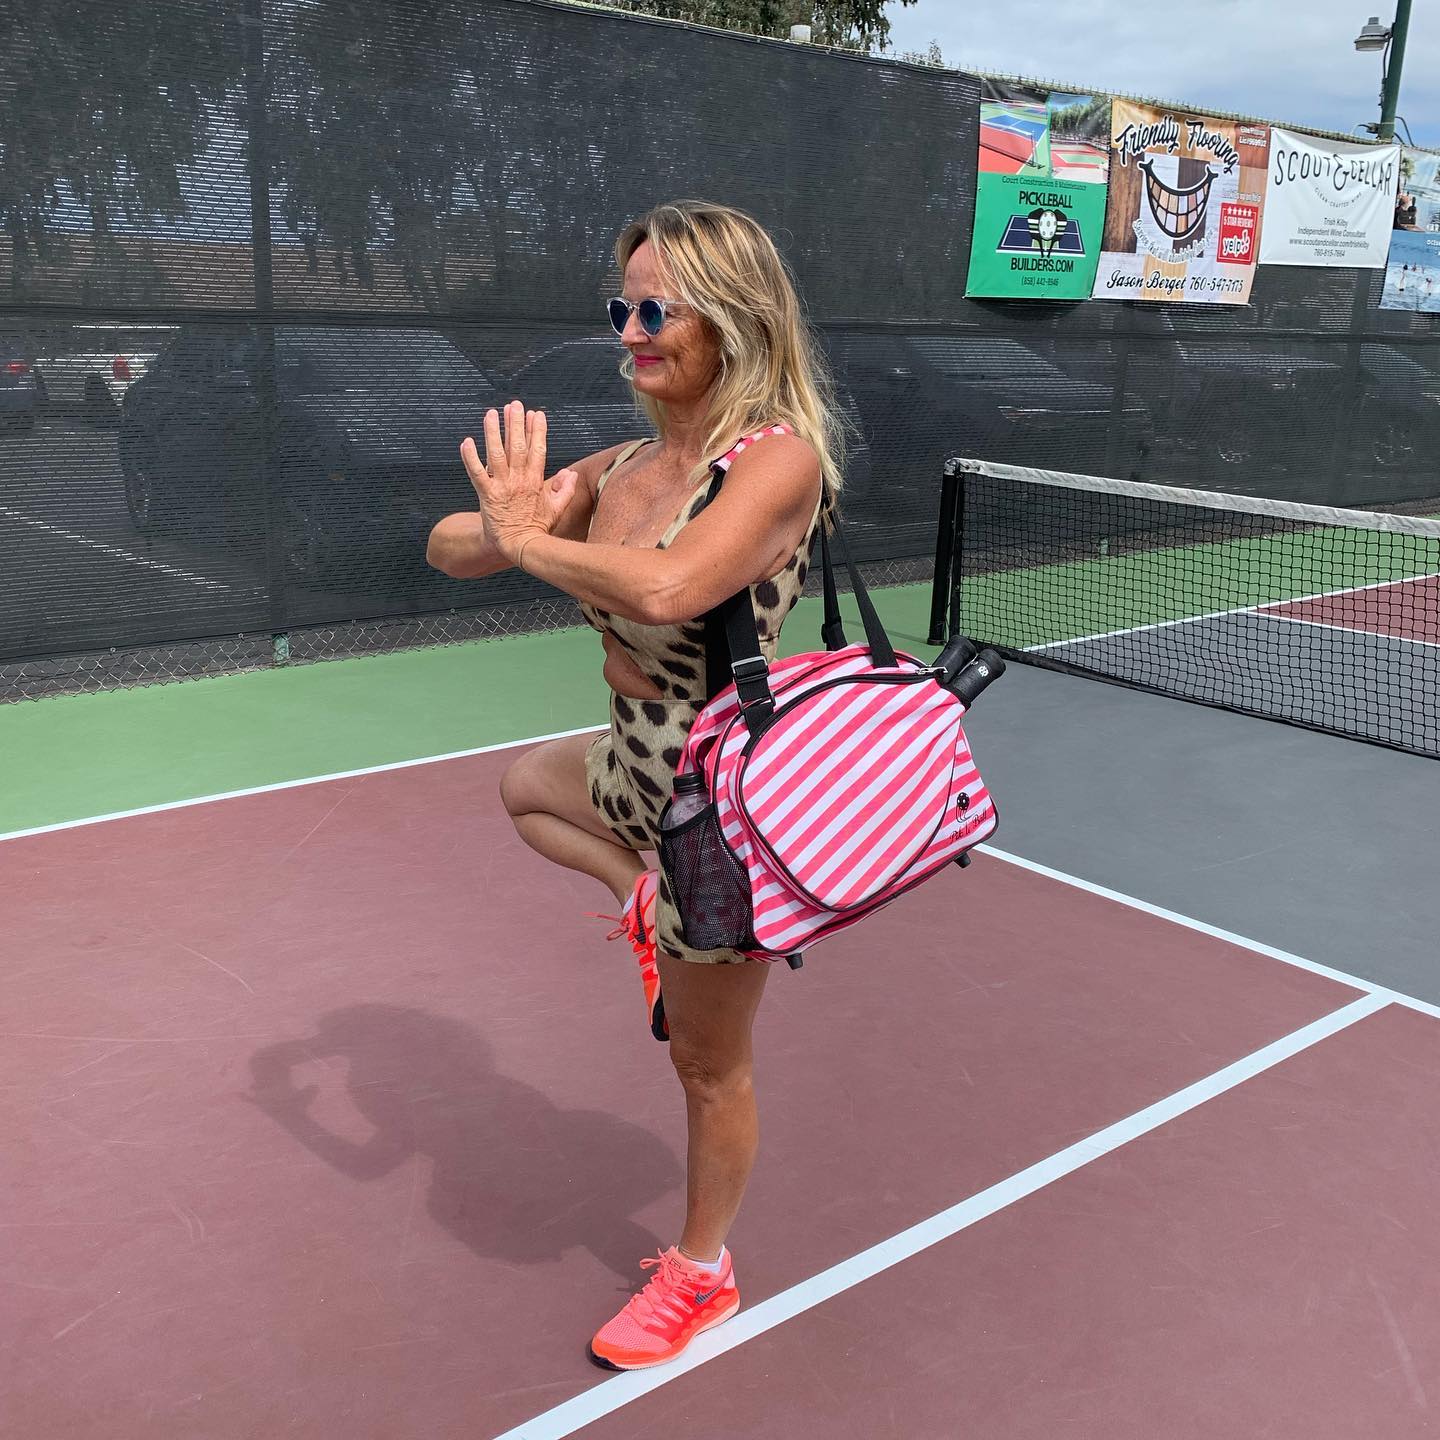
[595,872,656,949]
[587,903,649,958]
[626,1250,710,1332]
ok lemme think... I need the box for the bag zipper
[697,648,898,783]
[740,669,938,762]
[694,648,854,756]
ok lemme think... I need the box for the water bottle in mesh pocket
[658,788,755,951]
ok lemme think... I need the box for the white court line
[0,503,234,592]
[490,992,1389,1440]
[0,725,606,845]
[1255,611,1440,651]
[5,724,1440,1026]
[981,844,1440,1024]
[1029,569,1440,653]
[5,719,1434,1429]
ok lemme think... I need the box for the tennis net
[929,458,1440,759]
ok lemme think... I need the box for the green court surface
[960,525,1437,650]
[0,583,936,837]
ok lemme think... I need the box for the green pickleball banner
[966,84,1111,301]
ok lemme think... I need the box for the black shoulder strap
[698,468,896,720]
[819,519,896,666]
[701,471,731,701]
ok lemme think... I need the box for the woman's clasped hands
[460,399,579,566]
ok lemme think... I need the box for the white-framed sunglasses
[607,296,689,337]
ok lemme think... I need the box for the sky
[886,0,1439,148]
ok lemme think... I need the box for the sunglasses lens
[607,299,630,335]
[638,299,665,336]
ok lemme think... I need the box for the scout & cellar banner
[965,82,1111,300]
[1092,100,1270,304]
[1260,129,1399,268]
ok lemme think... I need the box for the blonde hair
[615,200,846,504]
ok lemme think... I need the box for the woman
[427,200,844,1369]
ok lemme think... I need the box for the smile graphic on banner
[966,83,1111,301]
[1091,99,1270,305]
[1139,157,1218,245]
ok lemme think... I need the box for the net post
[946,458,967,641]
[928,456,962,645]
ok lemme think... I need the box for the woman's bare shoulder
[722,430,821,503]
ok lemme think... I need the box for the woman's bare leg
[508,734,771,1258]
[658,953,771,1261]
[500,733,644,904]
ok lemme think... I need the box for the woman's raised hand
[460,400,578,563]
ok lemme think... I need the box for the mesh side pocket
[658,803,754,951]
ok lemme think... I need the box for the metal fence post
[1326,269,1376,507]
[1103,307,1137,481]
[241,0,287,643]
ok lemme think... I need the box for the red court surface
[3,746,1432,1438]
[978,144,1027,176]
[578,1003,1440,1440]
[1260,573,1440,644]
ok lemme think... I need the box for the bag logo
[957,791,983,836]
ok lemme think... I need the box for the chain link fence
[0,556,932,701]
[2,0,1438,700]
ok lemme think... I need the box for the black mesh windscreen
[3,0,1440,683]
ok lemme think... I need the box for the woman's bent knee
[499,752,532,818]
[501,735,596,823]
[501,743,564,819]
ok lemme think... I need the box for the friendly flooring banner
[1091,99,1270,304]
[1260,129,1399,267]
[965,82,1111,300]
[1381,149,1440,312]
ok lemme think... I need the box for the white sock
[678,1245,726,1274]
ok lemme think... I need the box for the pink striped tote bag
[657,437,1003,967]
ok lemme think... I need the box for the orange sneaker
[588,1247,739,1370]
[611,870,666,1042]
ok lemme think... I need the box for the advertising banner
[1381,149,1440,312]
[1091,99,1270,305]
[965,82,1111,300]
[1260,129,1399,267]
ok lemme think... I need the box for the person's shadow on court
[247,1004,681,1281]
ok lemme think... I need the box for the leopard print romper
[580,430,822,965]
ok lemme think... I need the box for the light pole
[1354,4,1412,144]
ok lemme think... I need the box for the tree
[590,0,917,53]
[895,38,945,67]
[265,0,637,315]
[1048,95,1110,143]
[0,0,234,300]
[265,0,482,305]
